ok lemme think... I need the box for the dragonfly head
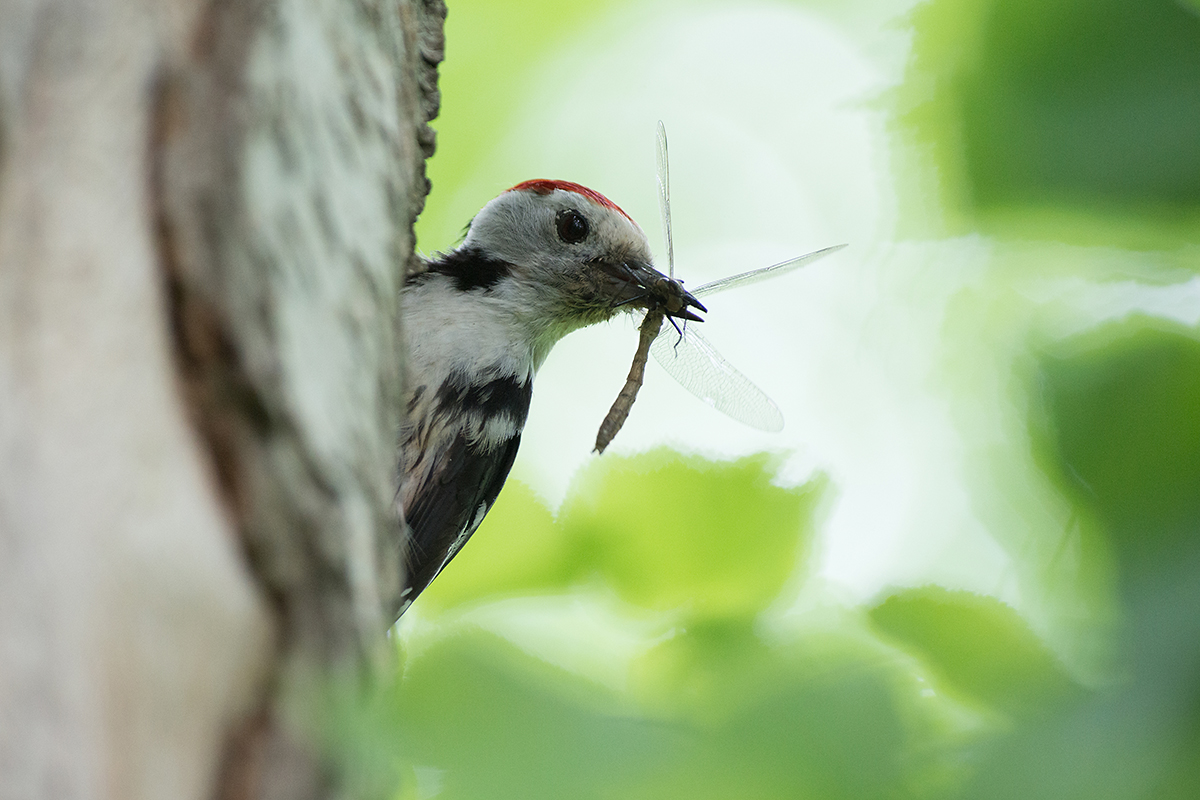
[605,261,706,323]
[650,273,707,323]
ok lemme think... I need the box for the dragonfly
[593,121,847,453]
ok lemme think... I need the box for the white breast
[401,274,540,391]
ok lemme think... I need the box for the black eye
[555,209,590,244]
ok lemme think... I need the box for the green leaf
[869,587,1082,720]
[417,450,826,618]
[897,0,1200,243]
[557,450,826,618]
[394,630,683,800]
[1035,321,1200,586]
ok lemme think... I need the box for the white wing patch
[471,501,489,531]
[435,501,490,580]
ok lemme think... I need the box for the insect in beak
[607,260,707,322]
[593,121,847,454]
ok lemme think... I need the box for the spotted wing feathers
[399,372,533,610]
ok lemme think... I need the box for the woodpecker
[398,179,703,613]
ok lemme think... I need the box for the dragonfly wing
[650,324,784,432]
[692,243,847,299]
[655,120,675,278]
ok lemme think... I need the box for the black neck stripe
[420,247,513,292]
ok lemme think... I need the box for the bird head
[461,180,706,337]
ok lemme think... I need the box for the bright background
[328,1,1200,798]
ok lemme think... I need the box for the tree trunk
[0,1,443,798]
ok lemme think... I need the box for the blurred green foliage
[899,0,1200,244]
[317,0,1200,797]
[407,451,821,616]
[963,0,1200,211]
[1038,324,1200,570]
[981,321,1200,800]
[335,454,984,800]
[869,587,1083,722]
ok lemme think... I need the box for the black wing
[402,430,521,605]
[399,371,532,611]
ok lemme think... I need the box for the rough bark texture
[0,0,443,798]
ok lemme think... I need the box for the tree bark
[0,1,443,798]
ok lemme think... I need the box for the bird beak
[601,260,707,323]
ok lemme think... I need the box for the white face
[463,184,655,285]
[456,184,667,340]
